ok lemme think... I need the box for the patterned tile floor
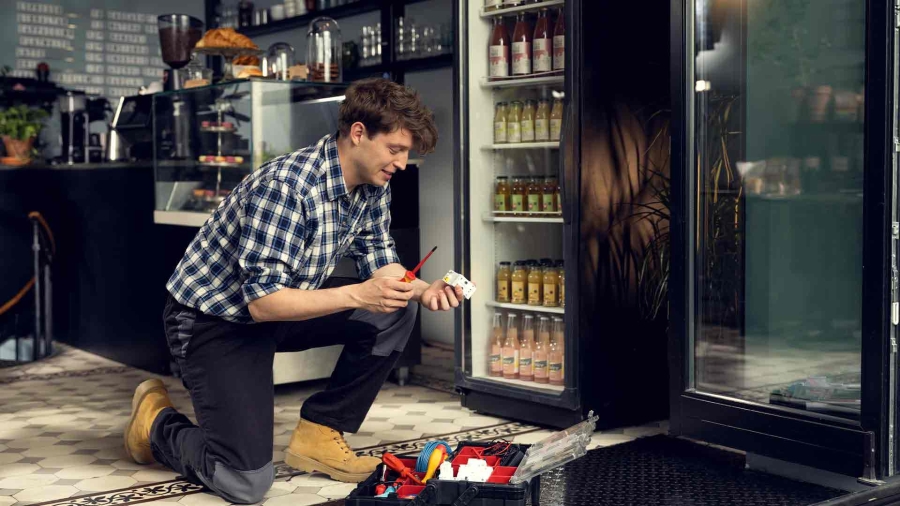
[0,344,667,506]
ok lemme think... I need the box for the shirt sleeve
[349,185,401,280]
[238,180,307,302]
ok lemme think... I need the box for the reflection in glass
[692,0,864,419]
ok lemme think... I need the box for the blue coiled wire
[416,440,452,473]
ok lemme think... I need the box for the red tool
[382,452,424,485]
[401,246,437,283]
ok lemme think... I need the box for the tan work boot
[124,379,174,464]
[284,418,381,482]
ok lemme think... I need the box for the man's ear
[349,122,366,146]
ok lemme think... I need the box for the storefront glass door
[692,0,866,420]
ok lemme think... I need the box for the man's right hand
[348,277,415,313]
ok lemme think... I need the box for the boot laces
[331,430,351,455]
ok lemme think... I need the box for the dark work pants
[152,279,417,504]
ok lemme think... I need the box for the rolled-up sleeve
[238,180,307,302]
[350,186,401,280]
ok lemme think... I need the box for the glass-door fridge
[670,0,898,479]
[454,0,672,429]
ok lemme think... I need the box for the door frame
[669,0,896,479]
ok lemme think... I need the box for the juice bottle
[533,8,552,73]
[489,312,503,377]
[507,101,522,143]
[552,8,565,71]
[533,316,550,383]
[502,313,519,379]
[489,17,510,79]
[511,261,527,304]
[554,176,562,213]
[535,99,550,141]
[542,175,558,213]
[556,260,565,308]
[511,177,525,215]
[512,12,532,76]
[543,264,558,307]
[494,176,510,212]
[496,261,511,303]
[526,176,542,214]
[549,316,564,385]
[527,260,543,306]
[519,314,534,381]
[494,102,508,144]
[550,98,563,141]
[521,100,535,143]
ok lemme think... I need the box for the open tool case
[346,441,541,506]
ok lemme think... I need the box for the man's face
[352,126,413,187]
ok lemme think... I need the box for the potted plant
[0,104,48,164]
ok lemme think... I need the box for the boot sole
[124,378,167,464]
[284,449,371,483]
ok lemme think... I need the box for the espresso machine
[58,91,88,165]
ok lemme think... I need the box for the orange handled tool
[400,246,437,283]
[382,453,424,485]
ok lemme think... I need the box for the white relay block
[443,270,477,300]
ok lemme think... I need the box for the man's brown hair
[338,78,438,154]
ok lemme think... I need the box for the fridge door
[454,0,581,428]
[670,0,895,479]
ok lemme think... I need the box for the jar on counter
[307,17,342,82]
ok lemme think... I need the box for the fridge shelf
[481,74,564,89]
[484,142,560,150]
[480,0,565,18]
[487,301,565,315]
[483,212,563,223]
[477,374,565,392]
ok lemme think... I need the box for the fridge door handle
[559,101,574,224]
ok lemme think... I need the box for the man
[123,78,461,504]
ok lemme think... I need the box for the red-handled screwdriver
[400,246,437,283]
[382,453,424,485]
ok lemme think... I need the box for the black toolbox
[346,441,541,506]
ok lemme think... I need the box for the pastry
[233,55,260,66]
[236,67,263,78]
[195,27,258,49]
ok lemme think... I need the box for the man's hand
[349,277,416,313]
[421,280,465,311]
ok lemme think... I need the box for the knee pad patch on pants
[211,460,274,504]
[370,302,417,356]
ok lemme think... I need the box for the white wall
[406,67,455,347]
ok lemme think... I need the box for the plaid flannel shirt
[166,133,401,323]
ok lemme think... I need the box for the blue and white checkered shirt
[166,133,401,323]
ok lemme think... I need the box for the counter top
[0,161,152,171]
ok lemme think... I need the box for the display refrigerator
[452,0,672,429]
[669,0,900,481]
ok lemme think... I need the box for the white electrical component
[438,461,456,481]
[443,270,477,300]
[456,459,493,482]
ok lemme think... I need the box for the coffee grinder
[59,91,88,165]
[158,14,203,159]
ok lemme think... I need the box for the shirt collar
[321,133,381,201]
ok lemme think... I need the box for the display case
[152,79,346,227]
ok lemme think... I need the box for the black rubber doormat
[536,435,845,505]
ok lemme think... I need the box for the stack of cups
[285,0,297,18]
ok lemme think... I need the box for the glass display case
[153,79,346,227]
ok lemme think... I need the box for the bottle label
[494,121,507,143]
[553,35,565,70]
[497,279,509,301]
[549,362,563,381]
[527,194,540,212]
[533,39,551,72]
[512,41,531,75]
[528,284,541,304]
[542,193,554,212]
[521,119,535,142]
[490,354,501,368]
[512,281,525,303]
[490,45,509,77]
[502,350,519,374]
[508,121,521,143]
[494,194,507,212]
[519,357,533,376]
[511,195,524,212]
[535,118,549,140]
[550,118,562,141]
[544,285,557,305]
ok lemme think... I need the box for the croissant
[196,28,258,49]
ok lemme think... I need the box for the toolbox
[346,441,541,506]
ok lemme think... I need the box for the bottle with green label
[494,176,510,212]
[511,177,525,214]
[542,176,558,213]
[527,177,543,214]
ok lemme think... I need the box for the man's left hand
[421,280,464,311]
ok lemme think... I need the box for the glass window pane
[692,0,865,420]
